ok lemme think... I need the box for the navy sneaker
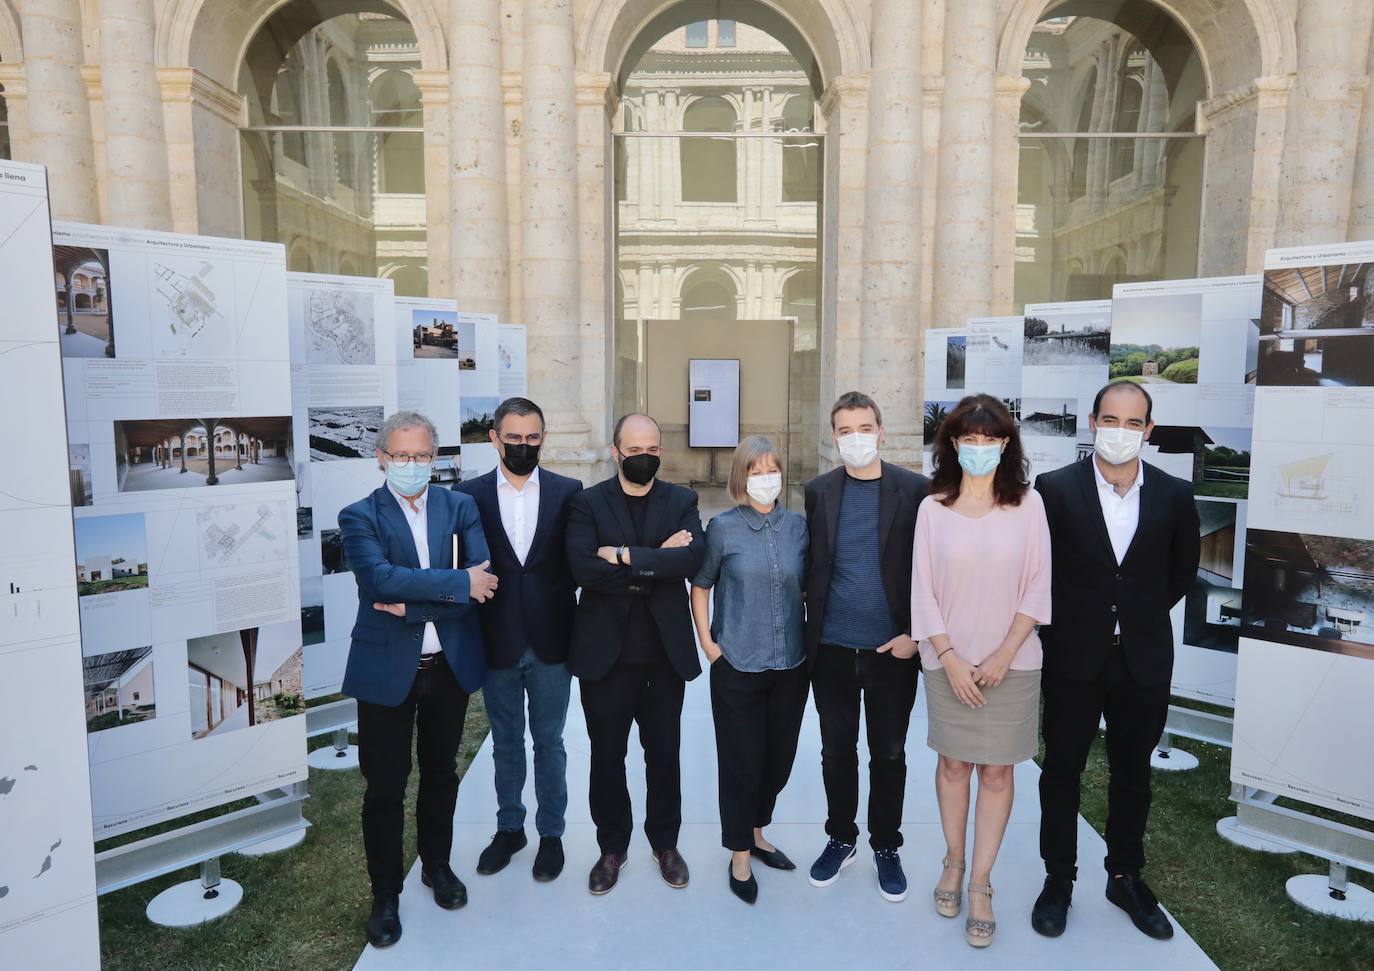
[808,839,858,887]
[874,848,908,902]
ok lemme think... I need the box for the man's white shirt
[496,463,539,566]
[388,482,442,655]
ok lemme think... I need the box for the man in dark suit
[453,397,582,882]
[1032,381,1200,941]
[803,391,929,902]
[339,410,499,949]
[565,412,704,895]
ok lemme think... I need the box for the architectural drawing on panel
[306,287,375,365]
[1275,453,1335,500]
[197,503,288,569]
[151,259,227,357]
[0,763,68,909]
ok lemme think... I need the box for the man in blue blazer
[339,409,498,949]
[453,397,582,883]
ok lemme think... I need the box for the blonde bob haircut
[727,435,783,504]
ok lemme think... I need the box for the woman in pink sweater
[911,394,1051,949]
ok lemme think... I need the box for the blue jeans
[483,647,572,838]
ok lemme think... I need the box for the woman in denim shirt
[691,435,809,905]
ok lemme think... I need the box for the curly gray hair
[376,410,437,455]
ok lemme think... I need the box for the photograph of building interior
[1183,500,1242,653]
[54,246,114,358]
[1258,263,1374,386]
[187,622,304,740]
[81,647,156,733]
[114,417,295,491]
[1243,528,1374,660]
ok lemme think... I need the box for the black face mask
[502,442,540,477]
[619,452,660,486]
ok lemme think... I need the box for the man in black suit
[1032,381,1200,941]
[453,397,582,882]
[565,412,704,895]
[803,391,929,902]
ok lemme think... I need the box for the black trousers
[580,657,686,856]
[357,660,470,896]
[710,657,810,852]
[1039,639,1170,880]
[811,645,920,851]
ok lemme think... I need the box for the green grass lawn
[79,576,149,597]
[94,695,1374,970]
[1195,481,1251,499]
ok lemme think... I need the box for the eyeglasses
[619,446,663,456]
[499,433,544,445]
[382,450,434,466]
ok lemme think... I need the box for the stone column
[636,263,654,319]
[521,0,590,472]
[20,0,98,219]
[99,0,172,229]
[932,0,996,328]
[234,433,243,471]
[178,433,188,473]
[761,263,777,317]
[859,0,924,465]
[450,0,509,315]
[203,420,219,485]
[657,263,675,317]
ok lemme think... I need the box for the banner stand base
[147,860,242,927]
[1215,816,1295,854]
[237,828,308,857]
[307,741,359,771]
[1151,747,1199,772]
[1287,873,1374,922]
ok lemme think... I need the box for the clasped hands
[372,560,501,617]
[595,528,693,565]
[941,643,1015,709]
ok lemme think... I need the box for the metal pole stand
[306,699,361,771]
[1150,730,1200,772]
[307,725,359,771]
[145,857,243,927]
[1216,788,1294,853]
[1287,862,1374,922]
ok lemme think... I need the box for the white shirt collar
[497,463,540,493]
[1092,455,1144,496]
[387,480,429,513]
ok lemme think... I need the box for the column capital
[412,69,450,105]
[995,73,1031,97]
[0,62,25,96]
[818,73,868,117]
[80,63,102,101]
[575,71,617,113]
[157,67,246,126]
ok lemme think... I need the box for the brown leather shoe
[588,852,627,895]
[652,848,690,889]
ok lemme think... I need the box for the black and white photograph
[321,528,349,575]
[75,513,149,597]
[1242,529,1374,660]
[1258,263,1374,387]
[923,400,961,451]
[82,648,156,732]
[300,576,325,647]
[54,245,115,358]
[430,445,461,486]
[297,505,314,538]
[411,307,461,360]
[113,417,295,491]
[945,335,966,389]
[460,396,499,444]
[188,623,304,739]
[1182,500,1242,654]
[1023,309,1111,367]
[69,444,92,507]
[308,406,383,460]
[1020,398,1077,438]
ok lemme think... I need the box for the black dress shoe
[729,861,758,904]
[750,844,796,871]
[1031,875,1073,937]
[476,830,528,875]
[366,893,401,948]
[652,847,691,889]
[1106,873,1174,940]
[420,863,468,910]
[533,837,565,882]
[589,852,627,895]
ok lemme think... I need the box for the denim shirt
[692,504,808,672]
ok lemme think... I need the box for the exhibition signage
[687,358,741,448]
[54,220,308,838]
[921,315,1022,471]
[1232,242,1374,820]
[0,161,102,968]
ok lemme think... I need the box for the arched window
[0,80,9,161]
[780,96,818,202]
[1016,5,1204,306]
[238,4,427,294]
[680,97,738,203]
[681,272,738,321]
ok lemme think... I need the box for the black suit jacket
[452,467,582,669]
[1035,457,1201,686]
[565,476,705,683]
[803,462,930,662]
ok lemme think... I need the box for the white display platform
[354,673,1217,970]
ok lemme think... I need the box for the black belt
[1110,634,1121,647]
[417,653,444,671]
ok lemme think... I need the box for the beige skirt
[923,666,1041,766]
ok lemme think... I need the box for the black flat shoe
[1031,875,1073,938]
[533,837,564,882]
[365,893,401,948]
[1106,873,1174,940]
[476,830,528,875]
[729,862,758,905]
[421,863,468,910]
[750,844,796,871]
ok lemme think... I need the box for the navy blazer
[339,484,491,706]
[452,467,583,669]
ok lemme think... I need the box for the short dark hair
[1092,380,1153,424]
[612,412,660,448]
[493,397,544,434]
[929,394,1029,507]
[830,391,882,429]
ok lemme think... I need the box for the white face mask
[746,471,782,506]
[1094,426,1144,465]
[835,432,880,470]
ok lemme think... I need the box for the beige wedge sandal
[933,856,965,918]
[965,882,996,948]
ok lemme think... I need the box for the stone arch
[679,266,739,321]
[157,0,447,83]
[0,1,21,64]
[998,0,1296,96]
[579,0,867,92]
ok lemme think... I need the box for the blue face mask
[957,442,1002,477]
[386,459,431,496]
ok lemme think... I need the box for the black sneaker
[1106,873,1174,940]
[808,838,858,887]
[873,848,908,902]
[532,836,564,882]
[476,829,528,875]
[1031,875,1073,937]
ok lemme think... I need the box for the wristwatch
[616,546,627,565]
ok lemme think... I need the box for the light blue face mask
[957,442,1002,477]
[386,459,432,496]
